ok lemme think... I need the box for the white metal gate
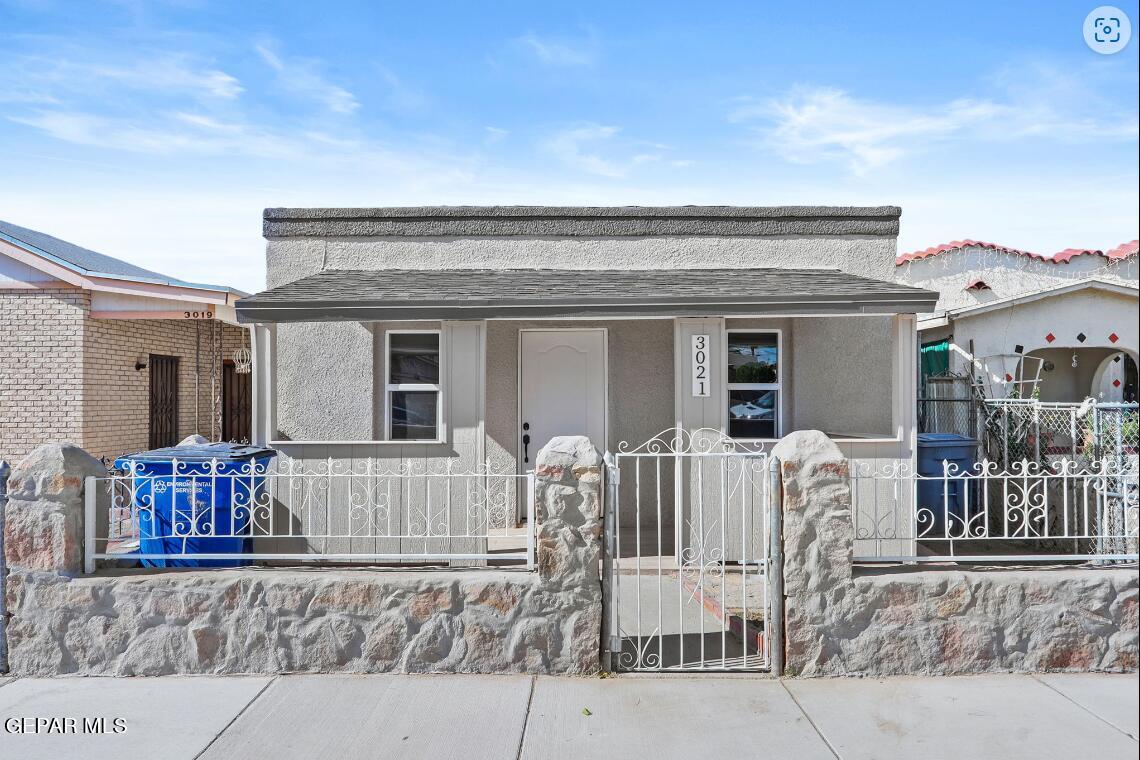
[602,428,782,672]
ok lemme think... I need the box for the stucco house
[896,239,1139,403]
[235,206,937,558]
[0,220,251,464]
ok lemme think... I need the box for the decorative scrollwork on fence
[94,455,534,563]
[616,427,767,456]
[850,454,1139,559]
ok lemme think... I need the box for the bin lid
[115,442,277,463]
[917,433,978,446]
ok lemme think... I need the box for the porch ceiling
[236,268,939,323]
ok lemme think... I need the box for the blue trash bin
[916,433,978,537]
[114,443,276,568]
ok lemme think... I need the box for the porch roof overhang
[236,268,938,323]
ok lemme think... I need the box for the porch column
[249,323,276,445]
[891,313,918,452]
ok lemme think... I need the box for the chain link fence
[920,375,1138,469]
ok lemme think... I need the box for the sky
[1,0,1137,293]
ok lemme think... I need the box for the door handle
[522,433,531,463]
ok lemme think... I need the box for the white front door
[519,329,607,471]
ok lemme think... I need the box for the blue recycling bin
[114,443,276,568]
[916,433,979,536]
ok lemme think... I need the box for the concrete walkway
[1,672,1136,759]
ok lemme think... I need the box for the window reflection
[389,333,439,385]
[728,333,778,384]
[729,389,778,439]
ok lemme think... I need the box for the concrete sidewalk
[1,672,1136,759]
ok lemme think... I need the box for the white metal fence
[84,457,535,571]
[852,457,1139,563]
[602,429,779,673]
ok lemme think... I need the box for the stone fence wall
[1,437,602,676]
[771,431,1138,676]
[4,430,1135,678]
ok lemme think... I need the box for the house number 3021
[691,334,711,397]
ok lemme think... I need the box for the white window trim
[725,327,783,441]
[383,328,445,442]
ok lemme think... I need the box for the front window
[727,331,780,439]
[386,332,441,440]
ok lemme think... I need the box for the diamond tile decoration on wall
[1109,332,1120,343]
[1076,332,1087,343]
[1005,373,1014,382]
[1045,332,1056,343]
[1014,344,1024,354]
[1114,379,1122,388]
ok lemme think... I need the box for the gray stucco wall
[266,236,899,289]
[277,320,374,441]
[792,316,894,436]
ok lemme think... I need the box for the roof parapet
[263,205,901,239]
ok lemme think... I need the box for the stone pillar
[533,435,603,673]
[3,444,106,576]
[770,430,853,676]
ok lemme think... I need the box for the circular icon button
[1084,6,1131,54]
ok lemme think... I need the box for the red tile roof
[896,239,1139,266]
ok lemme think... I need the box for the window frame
[725,327,783,441]
[383,328,444,442]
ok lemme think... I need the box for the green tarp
[920,339,950,378]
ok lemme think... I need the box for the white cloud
[515,32,597,66]
[734,68,1139,174]
[255,43,358,114]
[0,51,242,103]
[8,110,298,156]
[542,124,627,177]
[541,124,693,178]
[93,59,243,99]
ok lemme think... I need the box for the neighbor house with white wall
[0,220,252,463]
[895,239,1138,404]
[235,206,937,558]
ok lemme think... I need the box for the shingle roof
[0,218,245,295]
[896,238,1139,265]
[236,268,938,323]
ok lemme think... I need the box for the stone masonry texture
[771,430,1138,677]
[1,286,246,464]
[2,437,602,676]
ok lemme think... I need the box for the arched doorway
[1092,352,1138,402]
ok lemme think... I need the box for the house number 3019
[691,334,711,397]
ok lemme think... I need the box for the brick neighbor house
[1,219,251,464]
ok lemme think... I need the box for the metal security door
[222,361,252,443]
[603,428,778,672]
[148,354,179,449]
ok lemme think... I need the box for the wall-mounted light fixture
[135,355,148,371]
